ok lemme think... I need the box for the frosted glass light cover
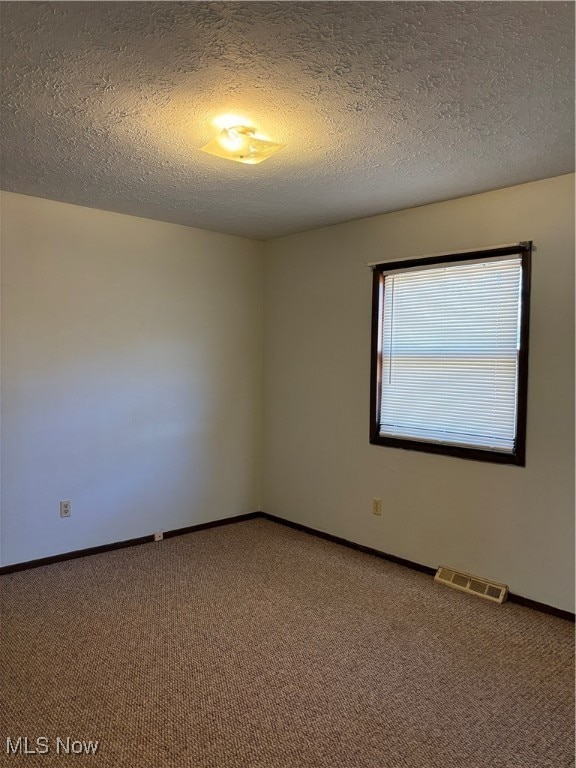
[201,126,284,165]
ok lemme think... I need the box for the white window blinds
[378,256,523,452]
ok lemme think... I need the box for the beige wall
[0,191,264,565]
[263,174,575,612]
[2,176,574,611]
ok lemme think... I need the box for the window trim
[369,242,532,465]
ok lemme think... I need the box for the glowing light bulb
[218,127,253,154]
[201,124,285,165]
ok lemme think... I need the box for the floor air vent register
[435,567,508,604]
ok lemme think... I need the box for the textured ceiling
[0,2,574,240]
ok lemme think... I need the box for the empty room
[0,2,574,767]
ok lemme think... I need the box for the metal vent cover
[435,566,508,604]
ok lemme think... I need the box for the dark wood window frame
[369,243,532,465]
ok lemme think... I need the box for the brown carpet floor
[1,518,574,767]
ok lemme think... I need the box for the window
[369,243,531,465]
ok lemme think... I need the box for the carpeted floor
[1,518,574,767]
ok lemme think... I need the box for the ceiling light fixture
[201,125,285,165]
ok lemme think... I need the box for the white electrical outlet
[60,500,71,518]
[372,498,382,516]
[153,532,164,542]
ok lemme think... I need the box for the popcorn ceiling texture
[0,1,574,240]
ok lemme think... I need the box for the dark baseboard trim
[0,511,261,575]
[162,511,260,539]
[258,512,575,623]
[258,511,436,575]
[2,509,573,622]
[506,592,575,622]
